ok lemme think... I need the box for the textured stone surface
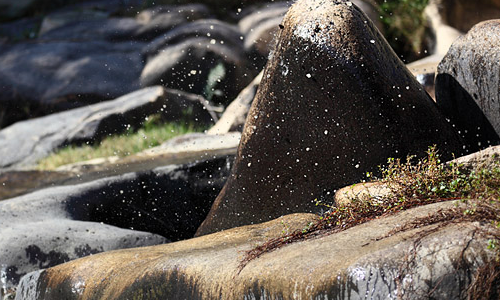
[15,202,493,299]
[0,86,214,170]
[196,0,464,235]
[436,20,500,153]
[1,155,233,289]
[0,40,144,127]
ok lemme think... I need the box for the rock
[1,154,233,289]
[0,133,239,201]
[238,1,383,70]
[141,36,254,105]
[135,4,212,40]
[140,132,241,157]
[38,10,111,36]
[0,86,214,170]
[238,2,290,67]
[195,0,464,235]
[435,20,500,153]
[334,181,391,207]
[0,40,144,128]
[142,19,244,60]
[406,53,444,101]
[451,145,500,170]
[0,170,73,200]
[39,17,141,41]
[208,71,263,134]
[0,16,41,40]
[39,4,211,42]
[14,202,494,299]
[427,0,500,34]
[424,0,463,56]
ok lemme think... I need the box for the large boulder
[195,0,464,235]
[14,202,495,299]
[1,154,233,290]
[0,40,144,128]
[0,86,214,170]
[435,20,500,153]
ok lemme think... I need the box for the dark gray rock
[39,4,211,42]
[39,17,141,41]
[1,154,233,290]
[141,36,254,105]
[436,20,500,153]
[142,19,244,59]
[135,4,212,40]
[196,0,464,236]
[0,86,214,170]
[0,40,144,128]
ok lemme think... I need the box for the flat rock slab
[0,86,213,170]
[1,154,233,289]
[15,201,494,299]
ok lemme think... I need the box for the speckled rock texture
[0,155,233,290]
[436,20,500,153]
[195,0,464,235]
[15,202,494,299]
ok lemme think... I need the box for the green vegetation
[37,117,205,170]
[375,0,430,62]
[241,147,500,286]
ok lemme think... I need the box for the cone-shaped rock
[196,0,463,236]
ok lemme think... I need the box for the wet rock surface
[436,20,500,153]
[14,202,493,300]
[196,0,464,235]
[0,154,233,289]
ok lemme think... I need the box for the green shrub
[376,0,430,62]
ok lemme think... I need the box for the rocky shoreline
[1,0,500,298]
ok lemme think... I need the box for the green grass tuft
[37,118,206,170]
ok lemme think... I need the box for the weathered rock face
[1,155,233,289]
[141,19,255,105]
[0,40,144,128]
[196,0,464,235]
[0,86,214,170]
[436,20,500,153]
[14,202,494,299]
